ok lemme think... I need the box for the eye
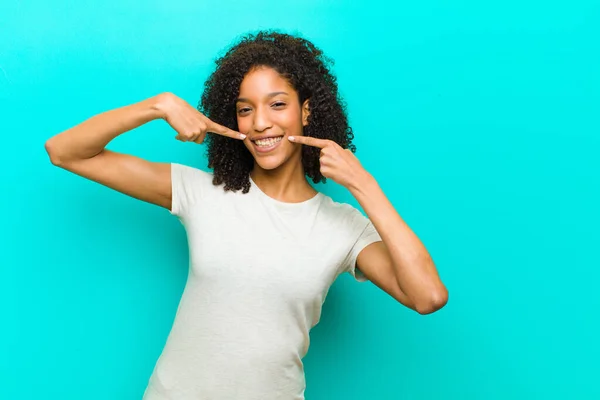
[237,107,251,115]
[272,101,286,109]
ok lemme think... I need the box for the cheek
[276,110,302,131]
[237,117,251,134]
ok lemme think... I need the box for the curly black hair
[199,30,356,193]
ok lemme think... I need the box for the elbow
[44,139,63,166]
[415,286,448,315]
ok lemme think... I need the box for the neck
[250,158,317,203]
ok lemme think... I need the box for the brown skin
[44,66,448,315]
[236,66,315,203]
[289,134,448,314]
[44,93,243,210]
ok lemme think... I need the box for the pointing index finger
[207,120,246,140]
[288,135,328,148]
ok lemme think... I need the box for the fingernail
[288,136,295,141]
[239,134,246,139]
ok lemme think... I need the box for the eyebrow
[236,91,289,103]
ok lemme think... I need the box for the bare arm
[45,94,173,209]
[288,135,448,314]
[44,92,245,210]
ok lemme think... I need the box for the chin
[253,154,288,171]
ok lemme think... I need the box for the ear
[301,99,310,126]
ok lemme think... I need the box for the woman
[45,31,448,400]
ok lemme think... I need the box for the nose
[252,106,272,132]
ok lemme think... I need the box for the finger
[288,135,329,148]
[206,120,246,140]
[193,134,205,144]
[319,154,336,167]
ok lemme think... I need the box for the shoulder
[171,163,214,184]
[170,163,216,216]
[318,194,370,229]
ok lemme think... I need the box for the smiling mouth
[252,136,284,148]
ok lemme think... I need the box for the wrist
[148,92,174,120]
[348,171,378,197]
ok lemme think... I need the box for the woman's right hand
[45,92,244,211]
[156,92,246,143]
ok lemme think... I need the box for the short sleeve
[170,163,213,218]
[342,209,382,282]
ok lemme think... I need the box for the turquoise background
[2,0,599,399]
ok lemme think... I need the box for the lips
[251,135,284,153]
[251,135,284,143]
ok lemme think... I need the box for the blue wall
[1,1,598,399]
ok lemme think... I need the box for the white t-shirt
[142,163,382,400]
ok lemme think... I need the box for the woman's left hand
[288,135,372,190]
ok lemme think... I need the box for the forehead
[238,66,295,96]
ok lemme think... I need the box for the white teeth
[255,136,283,147]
